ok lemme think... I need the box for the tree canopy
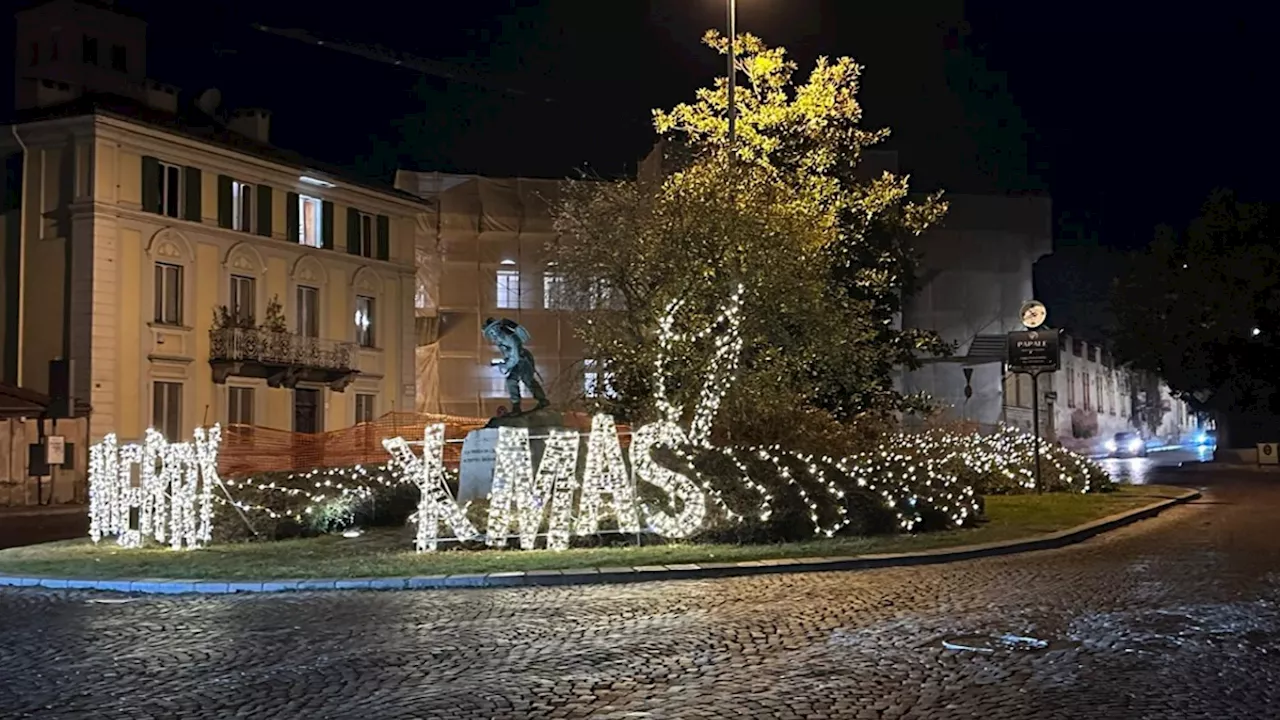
[1111,189,1280,418]
[550,33,949,447]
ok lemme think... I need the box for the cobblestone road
[2,472,1277,719]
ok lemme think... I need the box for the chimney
[145,80,179,114]
[228,108,271,144]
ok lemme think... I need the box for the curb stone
[1173,462,1280,473]
[0,489,1202,596]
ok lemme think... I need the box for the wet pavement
[0,507,86,551]
[1095,445,1212,484]
[0,466,1275,718]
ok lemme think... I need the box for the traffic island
[0,485,1198,594]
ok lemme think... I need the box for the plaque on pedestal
[458,428,499,502]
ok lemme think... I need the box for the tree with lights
[1111,189,1280,448]
[551,32,950,447]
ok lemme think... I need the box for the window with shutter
[216,175,233,229]
[346,208,362,255]
[375,214,390,261]
[232,181,254,232]
[182,166,201,221]
[140,156,161,213]
[256,184,273,237]
[321,200,334,250]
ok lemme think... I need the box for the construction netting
[216,412,632,478]
[396,170,589,419]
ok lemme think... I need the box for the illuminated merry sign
[88,426,222,550]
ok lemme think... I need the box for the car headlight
[1105,440,1117,451]
[1129,439,1143,452]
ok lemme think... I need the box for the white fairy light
[383,424,478,552]
[87,425,223,550]
[486,427,535,548]
[631,420,706,539]
[576,414,639,536]
[539,429,582,551]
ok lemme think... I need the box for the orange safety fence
[216,411,633,478]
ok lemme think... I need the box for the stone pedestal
[459,409,571,502]
[458,428,499,503]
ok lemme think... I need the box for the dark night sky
[11,0,1280,250]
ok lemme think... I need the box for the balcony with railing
[209,328,359,390]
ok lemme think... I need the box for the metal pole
[1031,372,1042,494]
[727,0,737,146]
[36,412,45,505]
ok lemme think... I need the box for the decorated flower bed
[81,288,1111,556]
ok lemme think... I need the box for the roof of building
[17,0,145,20]
[0,383,91,419]
[11,92,428,206]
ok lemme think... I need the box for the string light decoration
[217,463,400,524]
[383,425,478,552]
[533,429,583,551]
[631,421,706,538]
[87,425,221,550]
[82,285,1106,554]
[485,427,535,548]
[576,414,640,536]
[652,285,745,447]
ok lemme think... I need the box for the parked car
[1106,431,1147,458]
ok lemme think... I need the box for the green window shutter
[182,166,201,222]
[140,155,160,213]
[321,200,334,250]
[375,214,390,261]
[216,174,233,229]
[346,207,361,255]
[286,191,300,243]
[256,184,273,237]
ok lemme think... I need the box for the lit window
[230,275,256,327]
[232,181,254,232]
[588,278,618,310]
[355,295,375,347]
[298,194,323,247]
[153,263,182,326]
[158,161,182,218]
[355,393,376,424]
[584,359,618,399]
[228,386,254,426]
[296,285,320,338]
[496,268,520,309]
[153,381,182,441]
[543,271,565,310]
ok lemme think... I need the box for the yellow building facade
[0,109,425,443]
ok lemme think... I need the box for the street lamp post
[727,0,737,145]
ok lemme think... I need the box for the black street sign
[1007,329,1061,373]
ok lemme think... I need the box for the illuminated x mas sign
[385,286,744,552]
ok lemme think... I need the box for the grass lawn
[0,484,1188,581]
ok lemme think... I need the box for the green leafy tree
[551,33,950,445]
[1111,190,1280,440]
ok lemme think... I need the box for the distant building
[885,150,1053,431]
[1,0,425,444]
[394,170,586,418]
[1046,332,1196,452]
